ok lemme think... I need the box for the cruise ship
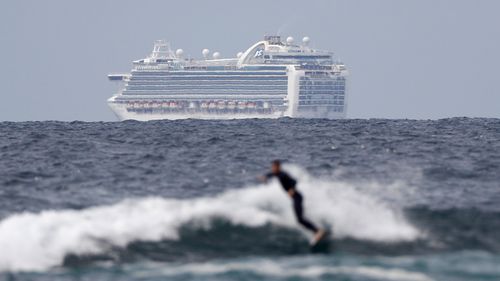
[107,35,348,121]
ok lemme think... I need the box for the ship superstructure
[107,35,347,120]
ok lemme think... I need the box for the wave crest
[0,168,420,271]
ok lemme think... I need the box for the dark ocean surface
[0,118,499,281]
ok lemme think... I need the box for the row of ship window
[125,83,343,91]
[298,100,345,107]
[300,86,345,91]
[298,101,344,105]
[130,76,288,81]
[123,91,288,96]
[299,81,345,86]
[131,71,287,76]
[297,105,344,111]
[299,98,344,103]
[299,83,345,89]
[182,66,288,71]
[301,76,346,79]
[126,86,287,91]
[124,91,343,95]
[299,91,345,96]
[135,66,289,71]
[299,94,344,99]
[127,83,287,87]
[128,81,288,86]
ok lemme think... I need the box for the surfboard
[310,230,327,247]
[310,232,330,253]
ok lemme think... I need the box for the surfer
[259,160,325,244]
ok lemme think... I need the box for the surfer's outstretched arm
[258,170,276,182]
[257,175,269,183]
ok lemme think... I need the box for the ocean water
[0,118,499,281]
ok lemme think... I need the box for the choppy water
[0,118,499,281]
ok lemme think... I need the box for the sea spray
[0,169,420,271]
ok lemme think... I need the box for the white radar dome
[175,48,184,57]
[286,36,294,44]
[236,51,243,58]
[202,48,210,58]
[212,52,221,59]
[302,36,310,45]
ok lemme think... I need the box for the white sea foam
[0,167,420,271]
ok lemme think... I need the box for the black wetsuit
[266,171,318,233]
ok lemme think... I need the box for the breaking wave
[0,167,420,271]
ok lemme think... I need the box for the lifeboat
[169,101,178,109]
[200,102,209,109]
[217,101,226,110]
[247,102,256,109]
[237,101,247,110]
[227,101,236,110]
[162,101,170,108]
[263,102,270,109]
[189,102,197,109]
[208,102,217,110]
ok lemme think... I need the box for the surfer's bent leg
[292,193,318,233]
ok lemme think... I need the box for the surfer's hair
[271,160,281,167]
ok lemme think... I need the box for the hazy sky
[1,0,499,121]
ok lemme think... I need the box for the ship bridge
[237,35,334,67]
